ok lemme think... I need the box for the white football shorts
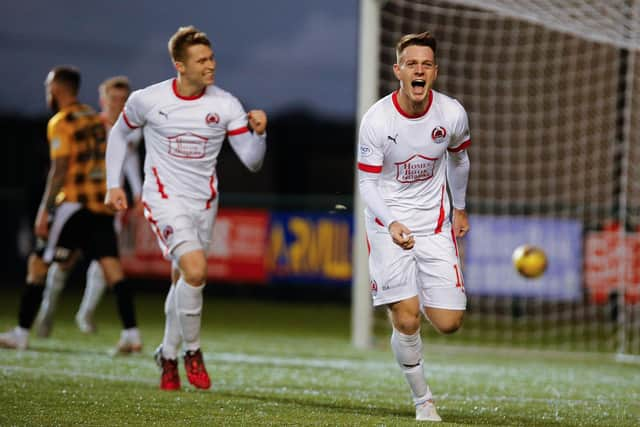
[142,192,218,261]
[366,219,467,310]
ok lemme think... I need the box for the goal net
[354,0,640,356]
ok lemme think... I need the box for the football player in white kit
[357,32,471,422]
[105,26,266,391]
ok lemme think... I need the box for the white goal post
[351,0,383,349]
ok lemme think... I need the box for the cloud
[0,0,358,118]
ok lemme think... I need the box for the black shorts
[44,207,118,263]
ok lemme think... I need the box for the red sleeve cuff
[227,126,250,136]
[358,163,383,173]
[447,139,471,153]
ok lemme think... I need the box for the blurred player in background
[357,32,471,422]
[0,66,142,353]
[35,76,143,336]
[105,26,267,391]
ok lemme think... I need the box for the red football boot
[183,349,211,389]
[154,346,181,391]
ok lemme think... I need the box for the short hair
[99,76,131,99]
[395,32,437,63]
[50,66,81,95]
[168,26,211,62]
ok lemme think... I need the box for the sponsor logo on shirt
[167,132,208,159]
[395,154,436,183]
[431,126,447,144]
[359,145,372,157]
[370,279,378,296]
[387,133,399,144]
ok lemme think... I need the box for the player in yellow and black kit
[0,66,142,352]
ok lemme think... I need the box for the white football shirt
[357,90,471,235]
[121,78,249,202]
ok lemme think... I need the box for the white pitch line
[1,352,635,406]
[0,364,157,386]
[210,352,396,371]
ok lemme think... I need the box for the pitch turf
[0,286,638,426]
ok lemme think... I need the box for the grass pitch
[0,286,638,426]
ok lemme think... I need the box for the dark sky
[0,0,359,119]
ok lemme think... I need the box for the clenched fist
[247,110,267,135]
[105,187,128,212]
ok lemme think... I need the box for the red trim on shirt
[122,111,139,129]
[374,217,385,227]
[434,185,446,234]
[227,126,250,136]
[151,167,169,199]
[358,163,383,173]
[392,90,433,119]
[172,78,206,100]
[206,175,217,209]
[448,139,472,153]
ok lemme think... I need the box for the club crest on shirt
[168,132,208,159]
[162,225,174,241]
[395,154,436,183]
[205,112,220,126]
[431,126,447,144]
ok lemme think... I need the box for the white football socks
[37,262,68,322]
[122,327,141,342]
[391,328,433,405]
[175,278,204,353]
[77,260,106,320]
[161,283,182,360]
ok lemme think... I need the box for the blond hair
[168,26,211,62]
[98,75,131,100]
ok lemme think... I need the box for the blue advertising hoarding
[268,211,353,285]
[463,215,582,301]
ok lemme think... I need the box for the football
[512,244,548,278]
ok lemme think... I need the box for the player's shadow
[215,388,564,426]
[215,388,410,419]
